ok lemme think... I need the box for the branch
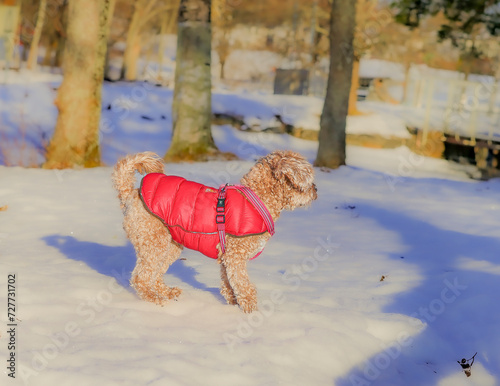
[138,4,178,30]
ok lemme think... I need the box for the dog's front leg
[219,260,237,305]
[220,242,257,313]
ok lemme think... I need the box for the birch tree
[26,0,47,70]
[123,0,157,81]
[212,0,236,80]
[44,0,115,168]
[122,0,179,81]
[315,0,356,169]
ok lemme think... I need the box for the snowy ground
[1,70,500,386]
[0,69,415,167]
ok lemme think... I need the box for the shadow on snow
[42,235,224,302]
[335,201,500,386]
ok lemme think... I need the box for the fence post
[444,80,455,134]
[488,82,498,115]
[422,77,435,146]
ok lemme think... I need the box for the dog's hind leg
[130,243,182,305]
[130,240,183,305]
[125,202,183,305]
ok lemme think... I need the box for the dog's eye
[288,179,304,191]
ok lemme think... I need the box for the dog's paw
[238,298,258,313]
[139,286,182,306]
[171,286,183,298]
[159,286,182,301]
[220,286,237,305]
[237,287,258,313]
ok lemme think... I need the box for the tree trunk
[157,14,168,81]
[123,1,142,81]
[165,0,220,161]
[220,58,226,79]
[158,2,180,82]
[122,0,161,81]
[44,0,115,169]
[348,58,362,115]
[26,0,47,70]
[54,35,66,68]
[142,37,155,78]
[42,34,55,66]
[315,0,356,169]
[215,32,230,80]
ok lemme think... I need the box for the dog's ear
[268,151,314,191]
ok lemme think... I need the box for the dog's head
[252,150,317,211]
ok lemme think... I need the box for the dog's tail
[112,152,164,209]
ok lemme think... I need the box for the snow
[0,70,413,167]
[2,69,500,385]
[359,59,405,81]
[214,49,281,82]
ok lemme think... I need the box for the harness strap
[235,186,275,236]
[216,184,275,257]
[216,185,228,254]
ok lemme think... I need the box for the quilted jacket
[140,173,271,259]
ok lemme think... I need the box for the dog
[112,150,317,313]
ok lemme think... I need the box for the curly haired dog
[112,150,317,313]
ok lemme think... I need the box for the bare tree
[315,0,356,169]
[348,0,394,114]
[122,0,178,81]
[157,5,179,81]
[212,0,236,80]
[123,0,157,81]
[26,0,47,70]
[44,0,115,168]
[165,0,221,161]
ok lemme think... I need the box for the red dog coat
[139,173,274,259]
